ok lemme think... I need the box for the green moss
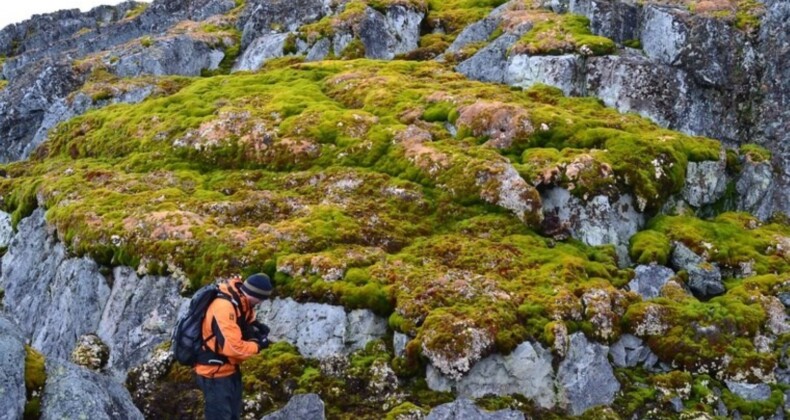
[385,402,428,419]
[512,14,616,56]
[623,39,642,49]
[0,80,7,91]
[24,346,46,420]
[629,230,671,265]
[140,36,154,48]
[124,2,149,20]
[740,143,772,163]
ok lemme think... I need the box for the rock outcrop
[261,393,326,420]
[0,211,12,249]
[0,316,26,420]
[541,187,644,265]
[41,360,144,420]
[670,242,724,299]
[557,333,619,415]
[426,341,556,409]
[426,399,524,420]
[256,297,387,358]
[627,264,676,300]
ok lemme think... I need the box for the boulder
[670,242,724,299]
[357,5,423,60]
[261,393,326,420]
[505,54,583,96]
[426,399,524,420]
[0,316,26,420]
[426,341,556,409]
[724,380,772,402]
[682,151,727,207]
[41,360,144,420]
[456,33,520,83]
[97,266,186,378]
[557,332,619,415]
[627,264,675,300]
[541,187,644,266]
[256,298,387,358]
[393,332,409,357]
[608,333,664,371]
[736,159,776,221]
[567,0,640,44]
[234,33,289,72]
[446,0,514,53]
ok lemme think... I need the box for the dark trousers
[196,370,242,420]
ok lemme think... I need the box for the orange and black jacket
[195,277,260,378]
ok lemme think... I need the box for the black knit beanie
[240,273,273,300]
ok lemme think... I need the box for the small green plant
[24,346,46,420]
[140,36,154,48]
[124,2,149,20]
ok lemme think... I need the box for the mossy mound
[511,12,616,56]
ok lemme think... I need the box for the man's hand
[249,336,270,353]
[252,321,270,337]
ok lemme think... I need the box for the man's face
[246,294,263,306]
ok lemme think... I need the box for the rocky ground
[0,0,788,419]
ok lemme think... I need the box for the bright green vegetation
[24,346,46,420]
[124,2,149,20]
[511,13,616,56]
[0,80,7,91]
[632,212,790,275]
[682,0,765,31]
[0,59,732,367]
[740,143,772,163]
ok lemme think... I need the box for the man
[195,273,273,420]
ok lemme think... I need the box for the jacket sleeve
[206,299,260,361]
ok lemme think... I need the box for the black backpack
[171,284,223,366]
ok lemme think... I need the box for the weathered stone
[393,332,409,358]
[456,33,520,83]
[737,158,777,221]
[256,297,386,358]
[541,187,644,266]
[426,341,556,409]
[1,209,111,360]
[670,242,724,299]
[261,393,326,420]
[113,36,226,78]
[682,151,727,207]
[447,16,502,53]
[608,333,663,372]
[125,347,176,418]
[358,6,423,60]
[557,332,619,416]
[426,399,524,420]
[234,33,288,72]
[627,264,676,300]
[41,360,144,420]
[306,38,331,62]
[505,54,583,96]
[238,0,330,49]
[0,211,12,248]
[724,380,771,402]
[568,0,640,44]
[70,334,110,371]
[97,266,186,378]
[0,316,26,420]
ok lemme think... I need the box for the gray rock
[238,0,330,49]
[670,242,724,298]
[0,211,12,248]
[456,33,520,83]
[568,0,640,44]
[261,393,325,420]
[41,360,144,420]
[640,6,687,67]
[426,341,556,409]
[779,292,790,308]
[670,396,684,412]
[426,399,524,420]
[97,266,186,378]
[682,151,727,207]
[234,33,288,72]
[306,38,331,62]
[393,332,409,357]
[541,187,644,266]
[557,332,619,416]
[505,54,584,96]
[1,209,110,360]
[609,333,665,372]
[736,159,776,221]
[112,36,226,78]
[627,264,675,300]
[256,297,386,358]
[447,17,501,54]
[0,316,26,420]
[358,5,423,60]
[725,380,771,402]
